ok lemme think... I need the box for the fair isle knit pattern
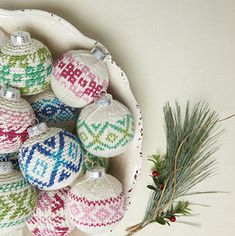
[27,187,74,236]
[18,128,83,190]
[0,171,37,232]
[0,97,35,154]
[82,147,109,171]
[51,50,109,108]
[30,89,78,132]
[0,38,52,95]
[66,173,125,234]
[77,99,135,157]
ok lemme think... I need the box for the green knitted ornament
[0,28,52,95]
[77,93,135,158]
[0,162,37,234]
[82,147,109,171]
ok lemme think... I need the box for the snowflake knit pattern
[66,172,126,233]
[18,128,83,190]
[51,50,109,108]
[30,89,78,132]
[27,187,74,236]
[0,38,52,95]
[0,171,37,233]
[77,99,135,157]
[0,96,35,154]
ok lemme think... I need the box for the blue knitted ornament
[18,122,83,190]
[0,152,20,170]
[30,89,78,132]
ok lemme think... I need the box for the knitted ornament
[0,152,19,170]
[0,162,37,234]
[51,46,109,108]
[82,147,109,172]
[0,28,52,95]
[30,89,78,132]
[0,86,35,154]
[77,93,135,157]
[66,168,125,233]
[27,187,74,236]
[18,122,83,190]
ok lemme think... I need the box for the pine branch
[126,102,222,235]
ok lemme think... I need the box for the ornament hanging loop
[87,167,105,179]
[0,86,21,101]
[91,46,107,61]
[27,122,48,138]
[95,91,112,107]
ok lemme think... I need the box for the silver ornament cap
[95,93,112,107]
[0,162,14,175]
[28,122,48,138]
[11,28,31,46]
[87,167,105,179]
[0,86,21,101]
[91,46,107,61]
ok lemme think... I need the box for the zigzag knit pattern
[18,129,83,190]
[0,174,37,231]
[27,187,74,236]
[31,97,77,123]
[67,191,125,232]
[77,114,135,157]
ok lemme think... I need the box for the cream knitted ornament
[0,28,52,95]
[27,187,74,236]
[30,89,78,132]
[51,47,109,108]
[0,86,35,154]
[0,162,37,235]
[66,168,125,234]
[18,122,83,190]
[77,93,135,157]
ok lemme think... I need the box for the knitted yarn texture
[0,169,37,233]
[51,49,109,108]
[27,187,74,236]
[77,96,135,157]
[0,96,35,154]
[66,171,125,233]
[18,127,83,190]
[0,35,52,95]
[30,89,78,132]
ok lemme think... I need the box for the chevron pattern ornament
[0,171,37,233]
[77,113,135,157]
[18,128,83,190]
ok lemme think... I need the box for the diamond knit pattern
[18,129,83,190]
[77,114,135,157]
[31,97,77,124]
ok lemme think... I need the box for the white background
[0,1,235,236]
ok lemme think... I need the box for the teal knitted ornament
[0,162,37,235]
[77,93,135,157]
[30,89,78,133]
[0,28,52,95]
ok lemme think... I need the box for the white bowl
[0,8,143,236]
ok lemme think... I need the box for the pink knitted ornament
[66,168,126,234]
[51,47,109,108]
[0,86,35,153]
[27,187,74,236]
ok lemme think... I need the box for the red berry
[152,170,159,177]
[159,184,165,190]
[169,216,176,222]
